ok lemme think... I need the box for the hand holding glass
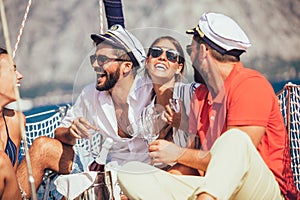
[78,121,103,158]
[127,106,166,145]
[86,130,103,158]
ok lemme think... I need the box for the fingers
[150,156,162,165]
[120,194,129,200]
[163,105,174,124]
[148,139,169,154]
[148,140,183,164]
[69,117,98,139]
[78,117,99,131]
[69,125,81,139]
[148,140,159,152]
[148,150,163,165]
[169,98,180,113]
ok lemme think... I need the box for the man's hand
[148,139,184,164]
[69,117,99,139]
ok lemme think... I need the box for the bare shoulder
[4,108,25,122]
[15,110,26,124]
[3,108,25,140]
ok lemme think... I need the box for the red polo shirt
[189,62,297,198]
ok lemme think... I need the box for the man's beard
[191,52,206,85]
[96,67,121,91]
[193,65,206,85]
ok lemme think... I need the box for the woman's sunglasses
[148,47,179,63]
[90,54,129,66]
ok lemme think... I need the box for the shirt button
[208,101,212,105]
[210,116,215,121]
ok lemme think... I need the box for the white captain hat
[186,12,251,57]
[91,24,146,68]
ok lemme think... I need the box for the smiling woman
[142,36,199,157]
[0,47,25,199]
[146,36,185,85]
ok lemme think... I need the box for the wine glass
[126,118,143,138]
[126,105,166,145]
[142,108,165,144]
[126,105,167,167]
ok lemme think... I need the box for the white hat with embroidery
[91,24,146,68]
[186,12,251,56]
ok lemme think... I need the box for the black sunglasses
[148,47,179,63]
[186,45,192,56]
[90,54,129,66]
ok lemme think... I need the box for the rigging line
[12,0,32,59]
[99,0,104,34]
[0,1,37,200]
[25,108,58,119]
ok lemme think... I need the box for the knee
[220,129,251,144]
[211,129,253,155]
[30,136,62,156]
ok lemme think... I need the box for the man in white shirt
[56,24,152,165]
[17,24,153,199]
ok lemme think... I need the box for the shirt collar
[127,73,153,102]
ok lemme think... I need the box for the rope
[25,104,70,119]
[99,0,104,34]
[26,108,57,119]
[0,1,37,199]
[12,0,32,59]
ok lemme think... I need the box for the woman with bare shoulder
[0,47,25,200]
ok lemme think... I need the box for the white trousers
[117,129,284,200]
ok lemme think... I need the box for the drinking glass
[83,129,104,159]
[126,119,143,138]
[126,105,167,167]
[126,105,166,145]
[80,107,104,159]
[142,110,164,145]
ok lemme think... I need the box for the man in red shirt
[117,12,298,200]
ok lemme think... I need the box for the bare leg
[17,136,74,198]
[0,151,22,200]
